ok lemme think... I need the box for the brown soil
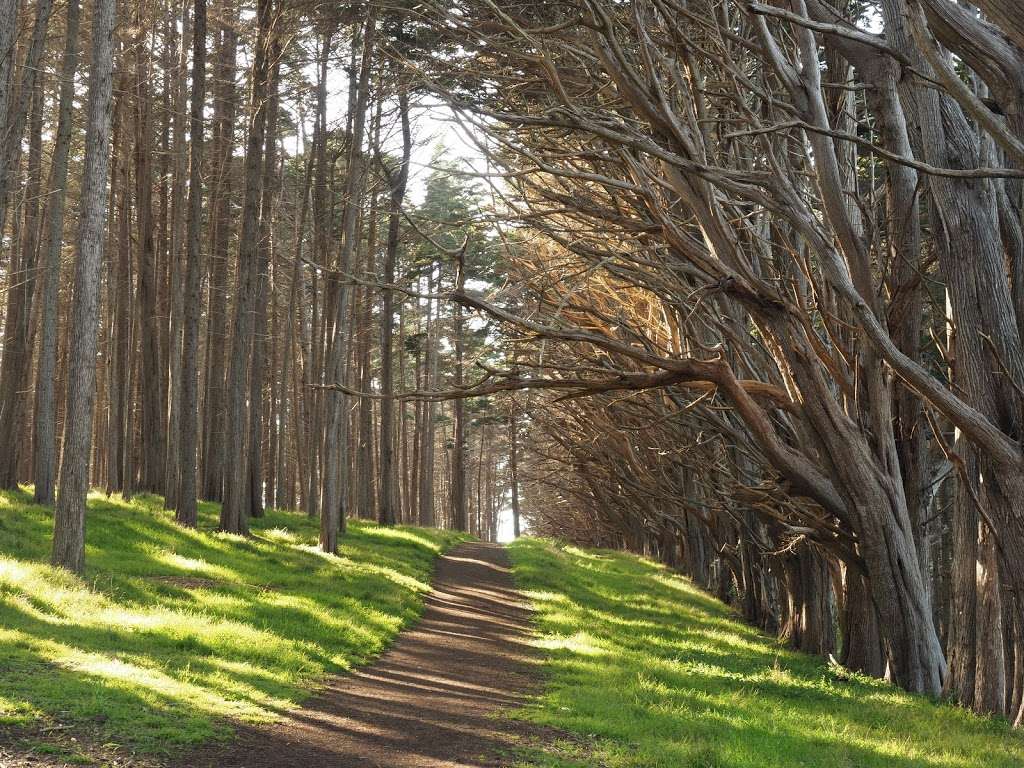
[175,540,547,768]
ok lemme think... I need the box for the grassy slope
[509,538,1024,768]
[0,488,464,760]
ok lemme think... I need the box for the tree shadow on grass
[509,539,1024,768]
[0,490,463,761]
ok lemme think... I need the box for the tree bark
[52,0,117,573]
[175,0,206,527]
[321,10,375,552]
[33,0,81,505]
[378,89,411,527]
[0,0,55,487]
[220,0,273,533]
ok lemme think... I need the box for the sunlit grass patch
[509,537,1024,768]
[0,488,465,757]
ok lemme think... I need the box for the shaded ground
[177,541,548,768]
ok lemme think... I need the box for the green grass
[508,538,1024,768]
[0,488,464,758]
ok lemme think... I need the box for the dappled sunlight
[534,630,607,657]
[363,524,453,553]
[259,526,298,545]
[510,537,1024,768]
[0,492,463,755]
[151,549,237,581]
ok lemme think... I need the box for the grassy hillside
[0,489,463,763]
[509,538,1024,768]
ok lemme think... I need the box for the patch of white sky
[287,53,488,206]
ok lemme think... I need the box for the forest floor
[0,490,464,766]
[172,541,565,768]
[4,495,1024,767]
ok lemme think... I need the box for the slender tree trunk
[52,0,117,573]
[0,0,56,487]
[175,0,206,527]
[321,11,375,553]
[509,404,521,538]
[378,89,410,527]
[248,52,281,519]
[451,256,467,532]
[418,276,437,528]
[278,152,313,511]
[220,0,273,533]
[133,14,166,492]
[164,0,191,509]
[106,85,131,495]
[33,0,81,505]
[201,0,237,501]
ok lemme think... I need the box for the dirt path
[182,541,542,768]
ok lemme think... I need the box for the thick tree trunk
[945,443,980,704]
[841,569,887,677]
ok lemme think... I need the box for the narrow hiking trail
[182,542,543,768]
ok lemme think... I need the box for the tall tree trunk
[33,0,81,505]
[0,0,55,487]
[105,83,132,495]
[378,89,411,527]
[278,153,314,512]
[201,0,238,501]
[508,404,521,538]
[321,11,375,553]
[52,0,117,573]
[451,255,467,532]
[164,0,191,509]
[133,15,166,492]
[175,0,206,527]
[248,51,281,520]
[221,0,273,533]
[418,276,437,528]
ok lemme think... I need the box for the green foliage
[508,538,1024,768]
[0,489,464,757]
